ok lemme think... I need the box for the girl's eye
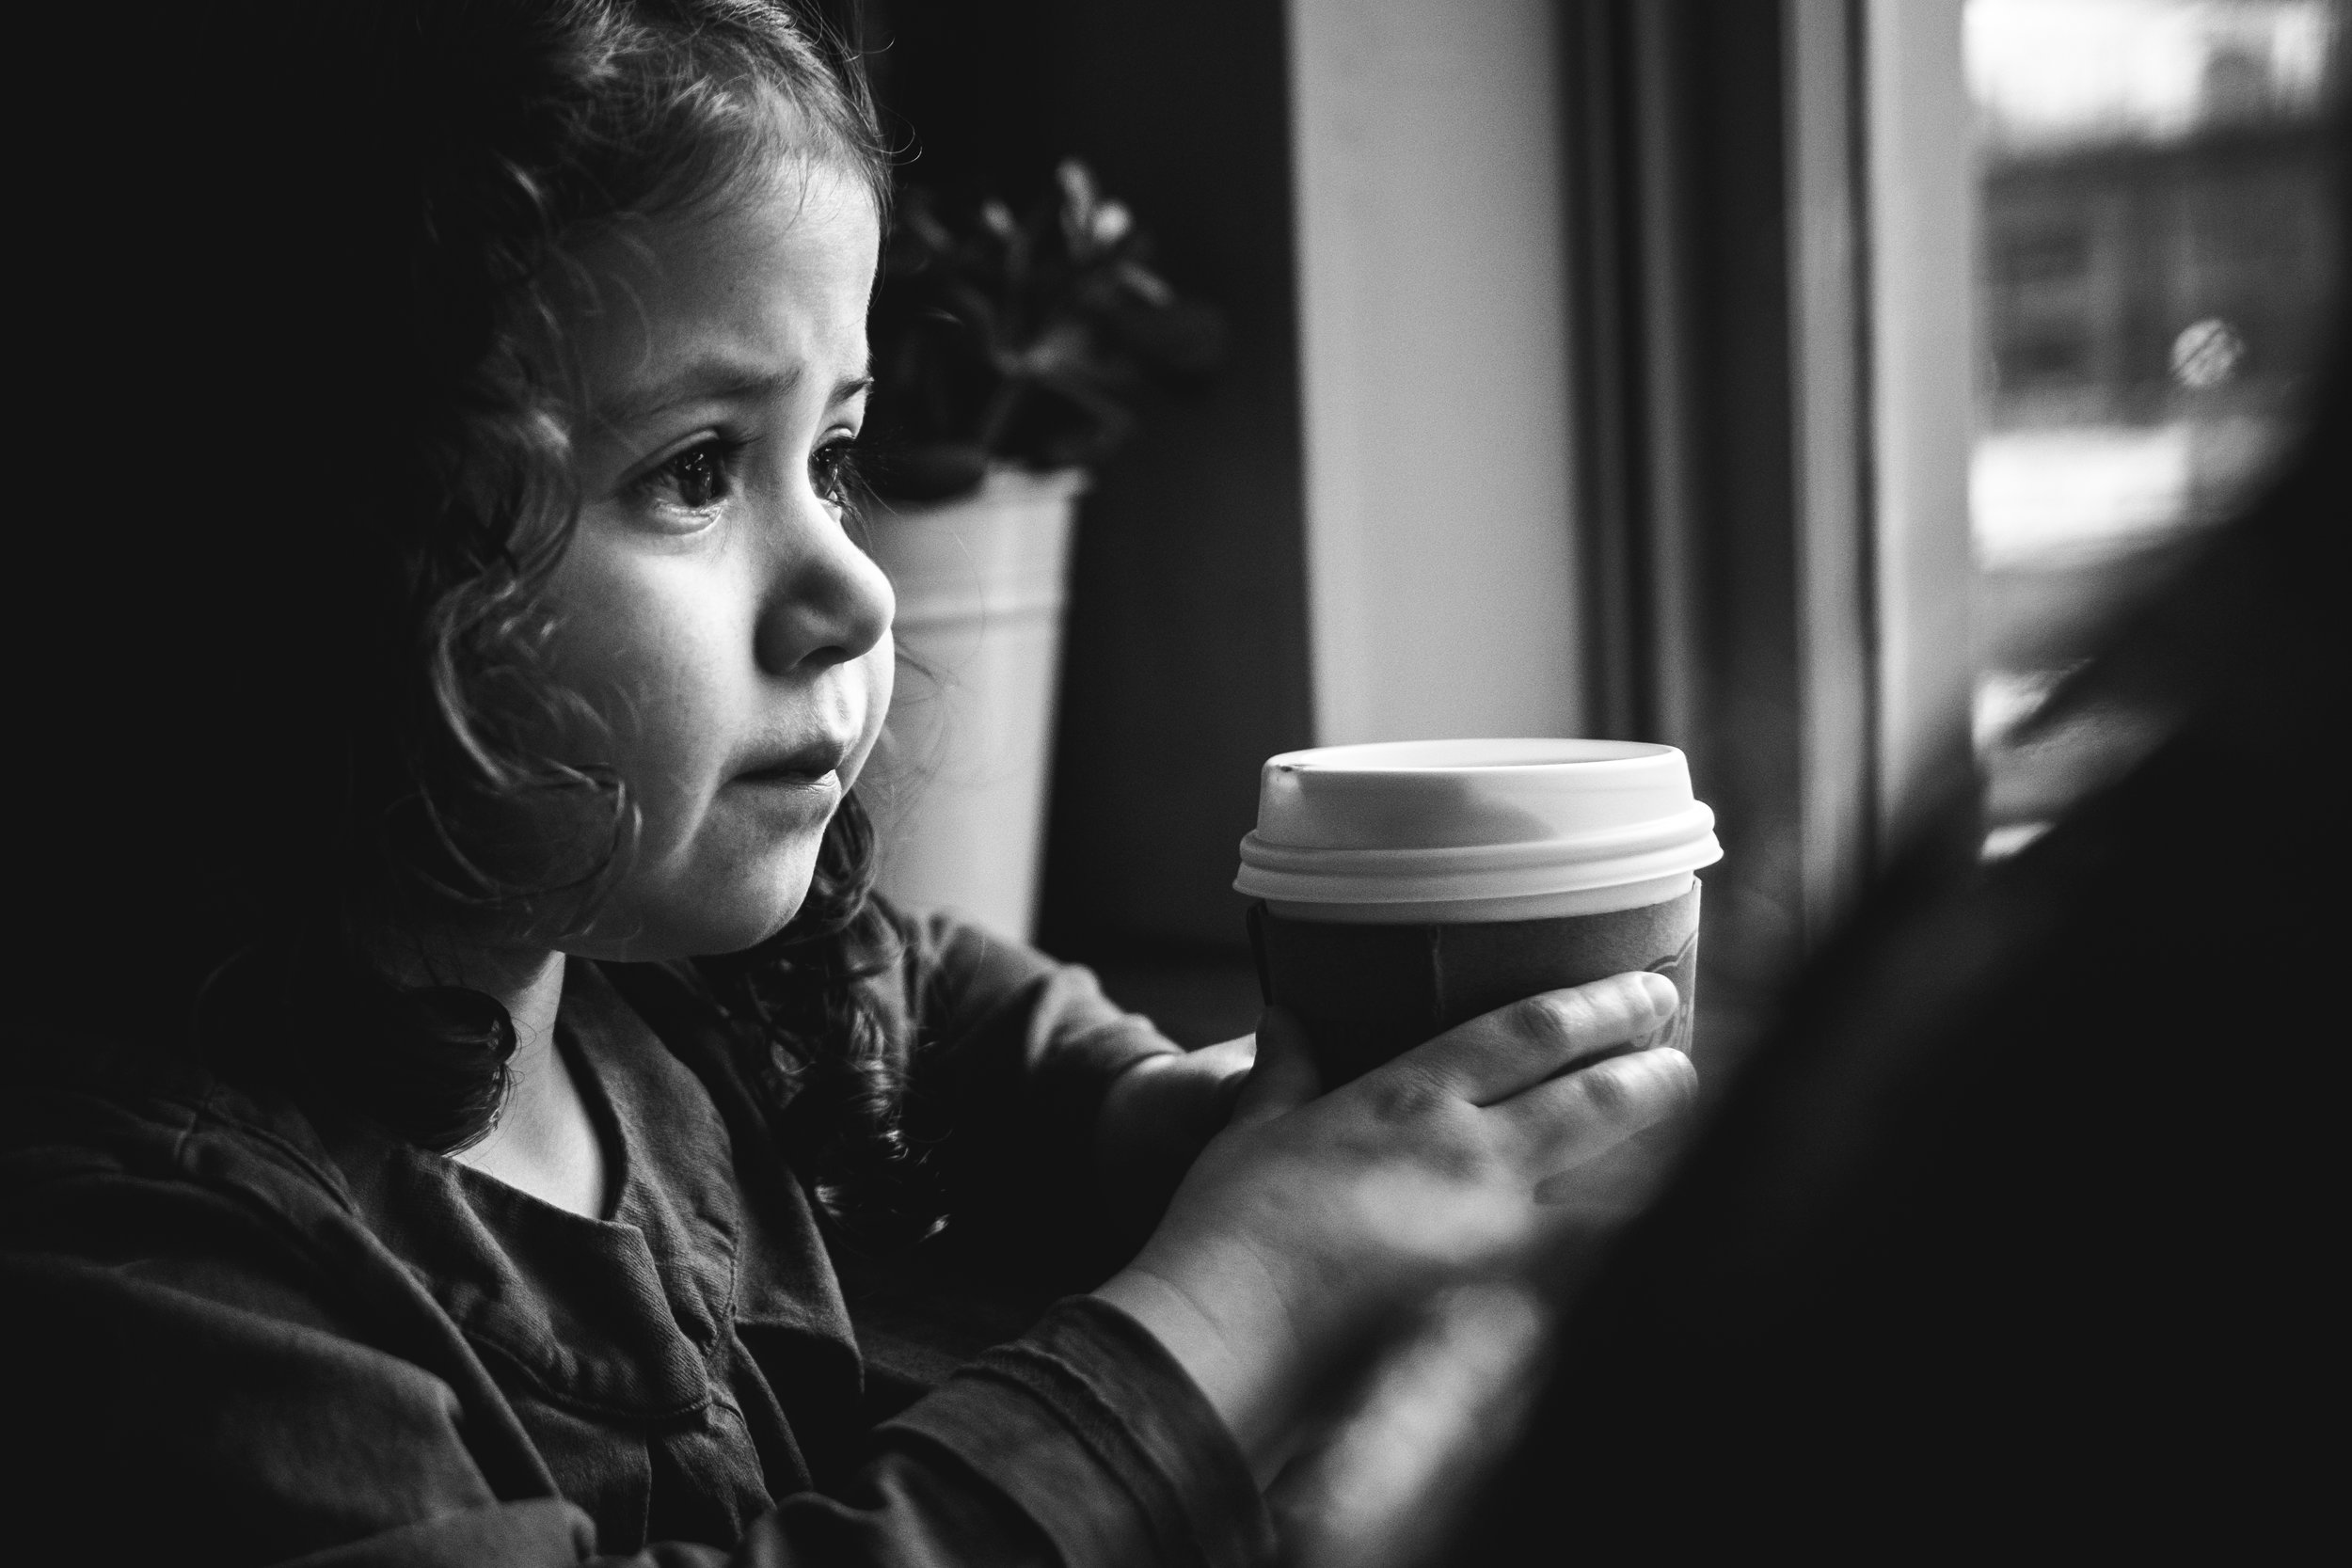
[810,436,859,507]
[661,443,732,509]
[633,437,742,512]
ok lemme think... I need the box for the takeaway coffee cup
[1234,738,1723,1086]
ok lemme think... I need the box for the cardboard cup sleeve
[1248,882,1702,1087]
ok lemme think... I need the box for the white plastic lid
[1234,738,1722,920]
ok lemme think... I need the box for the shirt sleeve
[884,905,1184,1288]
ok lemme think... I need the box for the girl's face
[540,163,892,960]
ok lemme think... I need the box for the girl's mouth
[734,734,853,788]
[737,766,835,788]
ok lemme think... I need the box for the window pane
[1966,0,2343,854]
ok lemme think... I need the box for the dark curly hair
[98,0,936,1240]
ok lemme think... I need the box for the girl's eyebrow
[596,358,873,433]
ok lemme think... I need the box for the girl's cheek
[844,633,896,789]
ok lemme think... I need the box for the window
[1965,0,2344,856]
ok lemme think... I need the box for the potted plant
[858,160,1223,937]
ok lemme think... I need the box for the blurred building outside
[1967,0,2343,854]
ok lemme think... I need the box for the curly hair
[164,0,934,1239]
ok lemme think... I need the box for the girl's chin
[564,856,820,962]
[564,902,806,964]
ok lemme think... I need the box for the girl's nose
[752,496,894,677]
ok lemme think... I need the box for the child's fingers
[1199,1037,1258,1132]
[1489,1045,1697,1177]
[1228,1006,1322,1130]
[1397,973,1679,1109]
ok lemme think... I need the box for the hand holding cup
[1094,968,1693,1481]
[1100,739,1723,1481]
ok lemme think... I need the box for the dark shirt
[2,911,1273,1566]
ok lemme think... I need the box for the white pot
[861,467,1088,940]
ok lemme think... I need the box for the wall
[1286,0,1585,746]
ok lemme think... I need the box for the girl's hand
[1092,971,1692,1481]
[1094,1036,1256,1240]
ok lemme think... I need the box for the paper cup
[1234,739,1722,1085]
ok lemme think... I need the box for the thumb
[1229,1006,1322,1129]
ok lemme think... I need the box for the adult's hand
[1092,971,1692,1481]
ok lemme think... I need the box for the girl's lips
[733,735,852,785]
[735,766,836,788]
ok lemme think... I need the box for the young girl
[7,3,1692,1561]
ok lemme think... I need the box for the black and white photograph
[9,1,2342,1561]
